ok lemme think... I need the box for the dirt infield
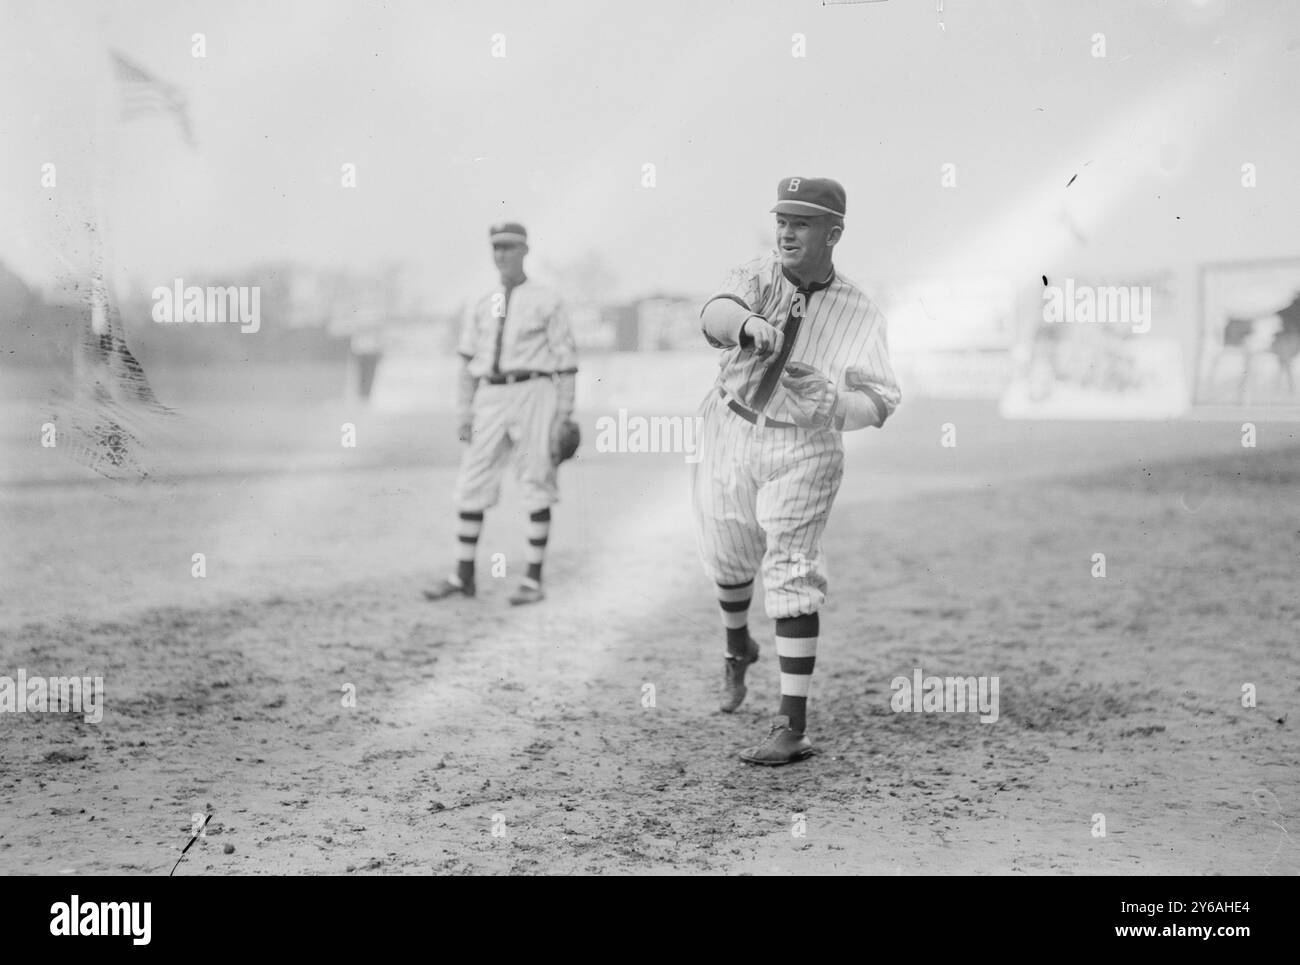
[1,397,1297,875]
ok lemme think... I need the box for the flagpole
[80,40,194,415]
[91,14,115,335]
[91,51,112,340]
[73,42,115,406]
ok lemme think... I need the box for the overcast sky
[2,0,1299,311]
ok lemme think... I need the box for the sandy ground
[1,385,1298,875]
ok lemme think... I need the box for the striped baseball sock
[717,579,754,657]
[523,508,551,586]
[455,511,483,586]
[776,613,819,734]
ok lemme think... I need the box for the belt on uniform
[717,386,798,429]
[482,371,550,385]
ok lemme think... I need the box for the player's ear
[826,222,843,247]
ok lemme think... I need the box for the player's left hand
[779,362,840,429]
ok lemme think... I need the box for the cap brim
[489,233,528,244]
[771,201,844,217]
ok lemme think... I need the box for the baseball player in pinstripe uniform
[693,177,901,765]
[424,221,579,606]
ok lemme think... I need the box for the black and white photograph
[1,0,1297,907]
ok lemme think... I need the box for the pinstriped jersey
[702,252,901,428]
[458,278,578,379]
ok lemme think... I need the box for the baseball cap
[770,177,846,219]
[489,221,528,245]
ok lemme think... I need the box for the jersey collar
[781,264,835,293]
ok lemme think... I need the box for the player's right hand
[741,315,784,360]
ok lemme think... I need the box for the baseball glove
[551,417,581,464]
[779,362,839,429]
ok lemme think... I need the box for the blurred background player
[693,177,901,764]
[424,222,578,606]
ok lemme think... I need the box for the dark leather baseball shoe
[720,636,760,713]
[508,582,545,606]
[739,715,814,766]
[423,576,475,600]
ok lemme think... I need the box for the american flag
[111,50,196,147]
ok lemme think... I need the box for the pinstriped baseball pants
[689,387,844,620]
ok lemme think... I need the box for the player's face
[775,214,840,274]
[493,241,527,279]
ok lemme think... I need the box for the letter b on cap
[788,178,801,192]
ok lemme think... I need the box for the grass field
[1,361,1298,875]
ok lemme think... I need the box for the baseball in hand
[743,316,783,359]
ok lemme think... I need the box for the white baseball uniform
[454,277,578,512]
[691,251,901,619]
